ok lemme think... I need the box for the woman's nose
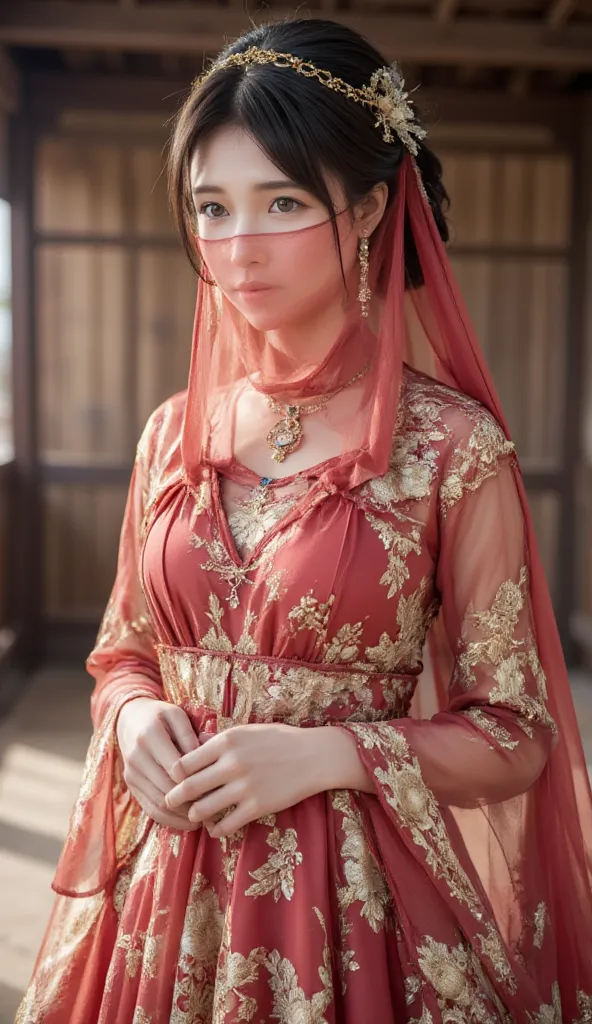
[228,232,267,268]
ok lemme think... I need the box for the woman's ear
[353,182,389,238]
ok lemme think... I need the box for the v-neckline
[210,464,327,570]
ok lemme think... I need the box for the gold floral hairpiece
[193,46,427,155]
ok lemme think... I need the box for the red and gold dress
[15,365,592,1023]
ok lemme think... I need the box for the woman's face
[189,127,369,332]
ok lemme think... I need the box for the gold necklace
[264,364,369,463]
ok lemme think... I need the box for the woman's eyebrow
[191,179,301,196]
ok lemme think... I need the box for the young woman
[17,18,592,1024]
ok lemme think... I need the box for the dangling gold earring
[357,234,371,318]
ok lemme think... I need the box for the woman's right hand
[116,697,201,831]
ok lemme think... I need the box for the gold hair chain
[194,47,427,154]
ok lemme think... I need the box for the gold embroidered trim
[348,722,517,994]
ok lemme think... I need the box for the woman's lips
[234,283,277,301]
[235,282,275,294]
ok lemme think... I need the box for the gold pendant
[266,409,303,463]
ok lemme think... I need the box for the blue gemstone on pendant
[260,477,273,486]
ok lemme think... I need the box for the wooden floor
[0,667,591,1023]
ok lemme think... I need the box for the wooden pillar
[571,95,592,669]
[9,73,43,671]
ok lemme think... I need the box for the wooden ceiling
[1,0,592,93]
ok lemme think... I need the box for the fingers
[166,761,229,810]
[176,734,222,778]
[208,801,255,838]
[141,711,197,784]
[134,747,182,797]
[164,707,201,757]
[185,783,243,824]
[125,768,199,831]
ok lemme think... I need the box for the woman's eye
[271,197,303,214]
[199,202,227,219]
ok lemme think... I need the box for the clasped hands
[165,720,324,837]
[117,697,369,839]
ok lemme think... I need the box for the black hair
[168,18,449,288]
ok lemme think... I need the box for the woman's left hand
[164,723,325,837]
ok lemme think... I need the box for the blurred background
[0,0,591,1019]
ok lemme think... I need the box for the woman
[17,18,592,1024]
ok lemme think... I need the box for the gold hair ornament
[194,47,427,155]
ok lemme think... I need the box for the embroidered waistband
[156,643,414,728]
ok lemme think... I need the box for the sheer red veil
[179,148,592,1005]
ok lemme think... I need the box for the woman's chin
[237,305,297,333]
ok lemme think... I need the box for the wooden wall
[35,133,194,620]
[439,143,572,597]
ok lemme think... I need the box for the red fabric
[16,154,592,1023]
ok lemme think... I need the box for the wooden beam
[434,0,459,24]
[2,3,592,71]
[547,0,576,29]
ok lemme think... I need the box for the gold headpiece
[194,46,427,155]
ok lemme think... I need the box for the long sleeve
[52,411,167,898]
[340,419,560,1013]
[346,419,556,812]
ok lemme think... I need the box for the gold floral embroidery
[15,893,105,1022]
[94,591,156,652]
[324,622,365,664]
[116,928,163,982]
[533,901,547,949]
[200,593,258,655]
[365,576,438,673]
[455,566,556,736]
[348,722,517,993]
[132,1011,153,1024]
[288,592,335,642]
[245,826,303,901]
[461,708,520,751]
[191,517,297,609]
[112,825,159,917]
[210,901,335,1023]
[417,935,500,1023]
[405,974,422,1006]
[528,981,562,1023]
[220,828,246,884]
[365,512,423,599]
[211,907,266,1023]
[139,399,186,544]
[158,645,412,726]
[170,873,224,1024]
[332,790,392,934]
[573,991,592,1023]
[264,908,334,1023]
[190,532,254,610]
[287,594,368,666]
[439,412,515,517]
[409,1003,435,1024]
[226,484,301,559]
[358,370,447,512]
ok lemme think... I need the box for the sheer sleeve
[345,413,557,811]
[339,410,567,1010]
[52,412,166,899]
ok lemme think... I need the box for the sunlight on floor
[0,742,83,839]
